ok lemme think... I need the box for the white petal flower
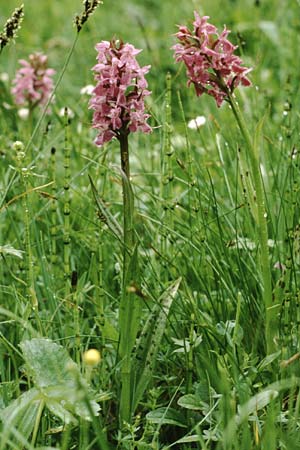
[18,108,29,120]
[0,72,9,82]
[188,115,206,130]
[59,107,74,118]
[80,84,94,96]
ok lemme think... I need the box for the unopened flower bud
[83,348,101,366]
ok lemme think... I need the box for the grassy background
[1,0,300,449]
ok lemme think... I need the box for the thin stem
[227,94,276,353]
[119,130,130,178]
[75,372,111,450]
[118,130,134,426]
[63,108,71,282]
[119,129,134,261]
[160,74,173,280]
[50,147,57,266]
[31,399,45,446]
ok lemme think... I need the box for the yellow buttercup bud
[83,348,101,366]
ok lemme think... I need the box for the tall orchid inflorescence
[11,52,55,110]
[172,12,251,106]
[89,39,151,146]
[173,13,275,354]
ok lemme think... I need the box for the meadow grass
[1,0,300,448]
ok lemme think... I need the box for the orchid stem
[227,94,276,354]
[118,129,135,426]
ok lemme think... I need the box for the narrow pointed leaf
[133,277,181,410]
[89,174,123,242]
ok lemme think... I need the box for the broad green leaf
[146,407,186,428]
[236,389,278,424]
[20,338,79,388]
[19,338,100,422]
[0,388,42,445]
[177,394,202,411]
[45,398,76,425]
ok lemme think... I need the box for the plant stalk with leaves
[173,11,276,353]
[89,39,151,424]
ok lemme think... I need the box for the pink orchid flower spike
[172,12,252,107]
[12,52,55,110]
[89,39,152,146]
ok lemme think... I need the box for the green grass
[1,0,300,448]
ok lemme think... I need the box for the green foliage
[1,0,300,448]
[0,339,100,449]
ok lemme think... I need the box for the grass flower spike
[11,52,55,110]
[75,0,102,33]
[0,4,24,52]
[172,12,251,106]
[89,39,151,146]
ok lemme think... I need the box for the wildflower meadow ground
[1,0,300,449]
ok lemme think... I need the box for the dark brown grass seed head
[0,4,24,51]
[74,0,102,33]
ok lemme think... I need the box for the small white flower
[274,261,286,271]
[3,102,12,110]
[227,237,256,250]
[59,107,74,118]
[0,72,9,82]
[80,84,94,96]
[188,115,206,130]
[18,108,29,120]
[291,148,298,160]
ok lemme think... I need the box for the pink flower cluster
[89,40,152,146]
[172,12,251,106]
[11,52,55,109]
